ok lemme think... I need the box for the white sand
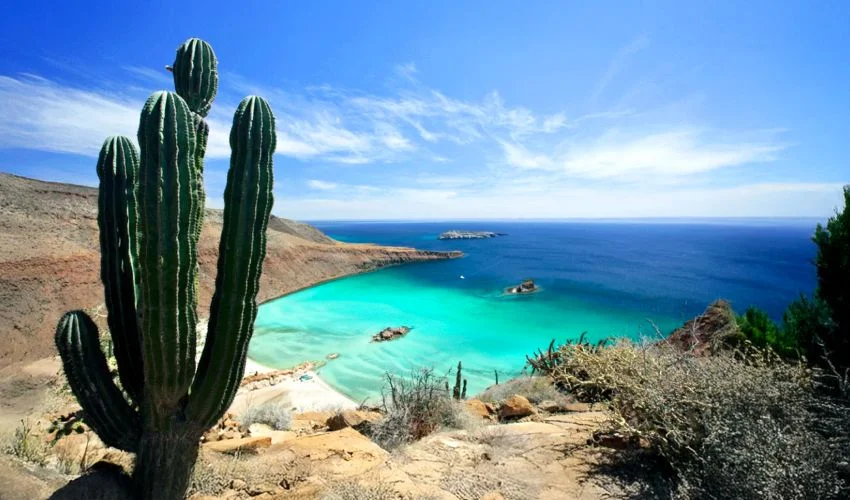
[230,357,358,415]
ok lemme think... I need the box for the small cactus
[452,361,467,400]
[55,39,275,500]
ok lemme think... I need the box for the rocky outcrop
[665,299,741,355]
[499,395,536,420]
[371,326,411,342]
[465,399,497,420]
[0,173,461,368]
[438,230,506,240]
[326,410,382,432]
[506,278,539,294]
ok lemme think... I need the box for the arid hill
[0,173,460,368]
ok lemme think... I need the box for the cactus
[54,39,275,500]
[171,38,218,117]
[452,361,467,400]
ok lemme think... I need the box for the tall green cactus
[54,38,276,500]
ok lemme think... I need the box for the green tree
[811,186,850,366]
[736,306,798,357]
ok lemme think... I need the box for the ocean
[248,220,820,403]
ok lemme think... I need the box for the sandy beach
[229,356,359,415]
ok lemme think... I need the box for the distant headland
[438,230,507,240]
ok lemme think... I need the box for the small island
[506,279,540,294]
[438,230,507,240]
[371,326,412,342]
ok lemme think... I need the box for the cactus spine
[54,39,275,500]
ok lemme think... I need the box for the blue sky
[1,1,847,220]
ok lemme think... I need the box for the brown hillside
[0,173,460,368]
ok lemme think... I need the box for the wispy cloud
[591,34,650,106]
[0,75,139,156]
[0,57,820,219]
[395,62,418,82]
[307,179,338,190]
[123,65,172,86]
[500,129,786,180]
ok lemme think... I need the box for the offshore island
[438,230,507,240]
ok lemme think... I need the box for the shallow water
[249,220,818,402]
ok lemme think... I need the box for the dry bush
[546,340,850,499]
[476,375,570,405]
[188,450,310,497]
[3,419,48,466]
[239,401,292,430]
[366,369,471,450]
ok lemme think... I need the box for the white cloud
[500,129,785,180]
[274,181,845,220]
[307,179,338,190]
[0,75,140,156]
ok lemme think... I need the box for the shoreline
[256,247,463,308]
[241,252,463,412]
[236,356,360,414]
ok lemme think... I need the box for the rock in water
[371,326,411,342]
[506,278,539,294]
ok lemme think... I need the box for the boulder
[203,436,272,454]
[326,410,382,432]
[499,395,536,419]
[465,399,496,419]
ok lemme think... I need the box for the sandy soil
[234,357,358,414]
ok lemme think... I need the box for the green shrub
[736,306,799,357]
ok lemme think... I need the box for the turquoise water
[248,221,818,402]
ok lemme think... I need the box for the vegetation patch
[533,337,850,499]
[366,369,473,450]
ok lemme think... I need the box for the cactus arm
[172,38,218,117]
[55,311,141,452]
[137,91,200,420]
[188,96,275,427]
[192,114,209,242]
[96,136,144,405]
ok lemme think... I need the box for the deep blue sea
[249,220,820,402]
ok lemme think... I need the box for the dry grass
[3,419,48,466]
[239,401,292,430]
[540,339,850,499]
[476,375,570,406]
[439,469,533,500]
[320,480,401,500]
[188,450,310,497]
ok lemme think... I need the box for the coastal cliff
[0,173,460,368]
